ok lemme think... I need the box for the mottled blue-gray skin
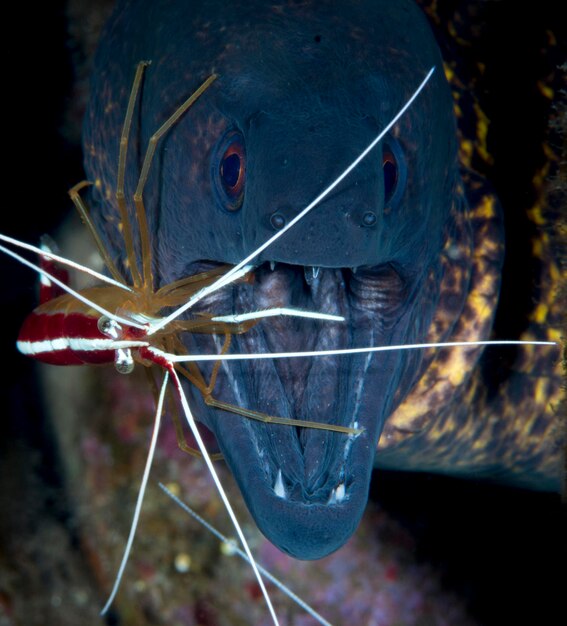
[84,0,459,559]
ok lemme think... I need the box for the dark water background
[0,1,564,624]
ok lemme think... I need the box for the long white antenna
[101,371,169,615]
[211,307,344,323]
[0,233,131,292]
[146,339,557,364]
[167,365,280,626]
[0,243,146,330]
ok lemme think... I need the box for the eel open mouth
[180,258,416,559]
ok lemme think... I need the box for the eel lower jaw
[206,373,383,559]
[223,420,376,560]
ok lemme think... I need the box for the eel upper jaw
[182,260,417,559]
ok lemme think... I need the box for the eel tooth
[274,469,286,499]
[304,265,321,286]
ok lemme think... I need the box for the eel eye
[382,145,398,204]
[215,131,246,211]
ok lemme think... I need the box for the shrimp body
[16,283,153,364]
[18,297,117,366]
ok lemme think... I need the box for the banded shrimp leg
[68,60,358,434]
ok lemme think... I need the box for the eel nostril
[361,211,377,227]
[270,212,287,230]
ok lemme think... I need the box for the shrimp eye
[382,146,398,204]
[98,315,121,338]
[214,131,246,211]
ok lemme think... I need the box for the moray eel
[82,0,565,559]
